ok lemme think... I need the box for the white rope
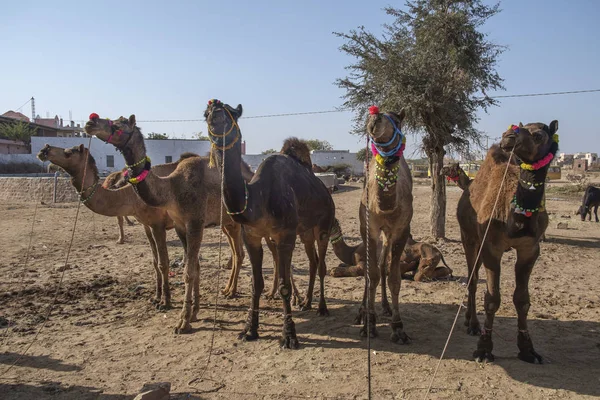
[423,150,514,399]
[364,136,372,400]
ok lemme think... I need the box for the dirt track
[0,182,599,399]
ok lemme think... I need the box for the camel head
[500,121,559,165]
[441,163,461,179]
[576,205,587,221]
[85,113,138,150]
[366,107,406,144]
[37,144,92,175]
[204,99,242,142]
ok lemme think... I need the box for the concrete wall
[241,151,364,175]
[0,176,78,203]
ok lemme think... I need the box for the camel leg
[174,220,204,334]
[151,225,171,310]
[315,226,330,316]
[594,205,599,222]
[175,225,188,267]
[473,245,502,362]
[388,231,411,344]
[360,236,382,339]
[222,223,244,298]
[462,235,483,335]
[124,216,135,226]
[514,244,543,364]
[116,217,125,244]
[265,239,279,300]
[290,264,302,306]
[380,255,392,316]
[143,225,161,304]
[276,233,299,349]
[353,262,368,325]
[238,233,264,341]
[299,232,319,311]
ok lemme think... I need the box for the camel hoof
[467,326,481,336]
[174,322,192,334]
[473,349,495,363]
[391,331,411,344]
[156,302,172,311]
[353,313,363,325]
[359,326,378,338]
[238,331,259,342]
[518,349,543,364]
[116,240,124,245]
[280,335,299,349]
[316,306,329,316]
[150,297,160,305]
[221,290,238,299]
[299,302,312,311]
[381,303,392,317]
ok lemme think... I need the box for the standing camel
[458,121,558,363]
[85,114,251,333]
[37,144,176,308]
[205,99,335,349]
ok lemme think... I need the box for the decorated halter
[368,105,406,192]
[88,113,134,149]
[206,99,241,168]
[509,124,559,218]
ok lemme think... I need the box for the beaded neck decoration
[368,105,405,192]
[510,124,559,218]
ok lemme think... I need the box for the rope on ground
[422,150,514,400]
[0,136,94,379]
[364,135,372,400]
[189,121,227,393]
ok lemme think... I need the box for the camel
[328,106,413,342]
[205,99,335,349]
[441,163,472,190]
[457,121,558,364]
[329,225,452,282]
[85,114,257,333]
[37,144,177,308]
[576,185,600,222]
[103,170,136,244]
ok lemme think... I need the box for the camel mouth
[37,145,51,161]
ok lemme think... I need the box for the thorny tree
[335,0,504,238]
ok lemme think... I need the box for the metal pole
[53,171,59,203]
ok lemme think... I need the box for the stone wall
[0,176,79,203]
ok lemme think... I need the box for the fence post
[53,171,59,203]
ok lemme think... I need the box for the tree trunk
[429,146,446,239]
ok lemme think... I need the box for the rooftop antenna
[31,97,35,121]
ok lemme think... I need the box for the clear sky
[2,0,599,157]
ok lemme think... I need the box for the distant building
[34,115,85,137]
[1,110,30,122]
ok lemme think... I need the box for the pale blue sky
[2,0,599,156]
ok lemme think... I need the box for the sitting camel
[85,114,257,333]
[329,224,452,282]
[103,170,137,244]
[38,144,176,308]
[205,99,335,349]
[458,121,558,364]
[441,163,472,190]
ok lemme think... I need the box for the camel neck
[513,165,549,215]
[371,157,400,211]
[69,163,97,193]
[458,169,471,190]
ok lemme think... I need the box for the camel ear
[129,115,136,126]
[387,109,406,124]
[548,120,558,134]
[235,104,243,118]
[78,144,84,153]
[518,122,523,128]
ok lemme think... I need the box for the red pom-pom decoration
[89,113,99,120]
[369,105,380,115]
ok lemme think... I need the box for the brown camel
[329,225,452,282]
[85,114,254,333]
[103,170,136,244]
[37,144,177,308]
[327,106,413,342]
[458,121,558,364]
[441,163,472,191]
[205,99,335,349]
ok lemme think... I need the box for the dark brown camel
[37,144,176,308]
[457,121,558,364]
[205,99,335,349]
[85,114,253,333]
[441,163,472,191]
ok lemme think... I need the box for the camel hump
[280,137,312,168]
[179,152,199,160]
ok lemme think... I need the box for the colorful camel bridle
[368,105,406,192]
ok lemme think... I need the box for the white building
[574,152,598,166]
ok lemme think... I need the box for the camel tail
[330,218,361,265]
[281,137,312,169]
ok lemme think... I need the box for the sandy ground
[0,182,599,400]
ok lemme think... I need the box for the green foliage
[262,149,278,155]
[355,148,367,162]
[0,120,37,149]
[194,131,210,141]
[304,139,333,151]
[334,0,504,154]
[147,132,169,140]
[329,163,352,175]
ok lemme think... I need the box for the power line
[14,98,32,112]
[63,88,600,123]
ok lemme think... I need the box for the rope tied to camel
[206,100,241,168]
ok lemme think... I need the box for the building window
[106,155,114,168]
[165,156,173,163]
